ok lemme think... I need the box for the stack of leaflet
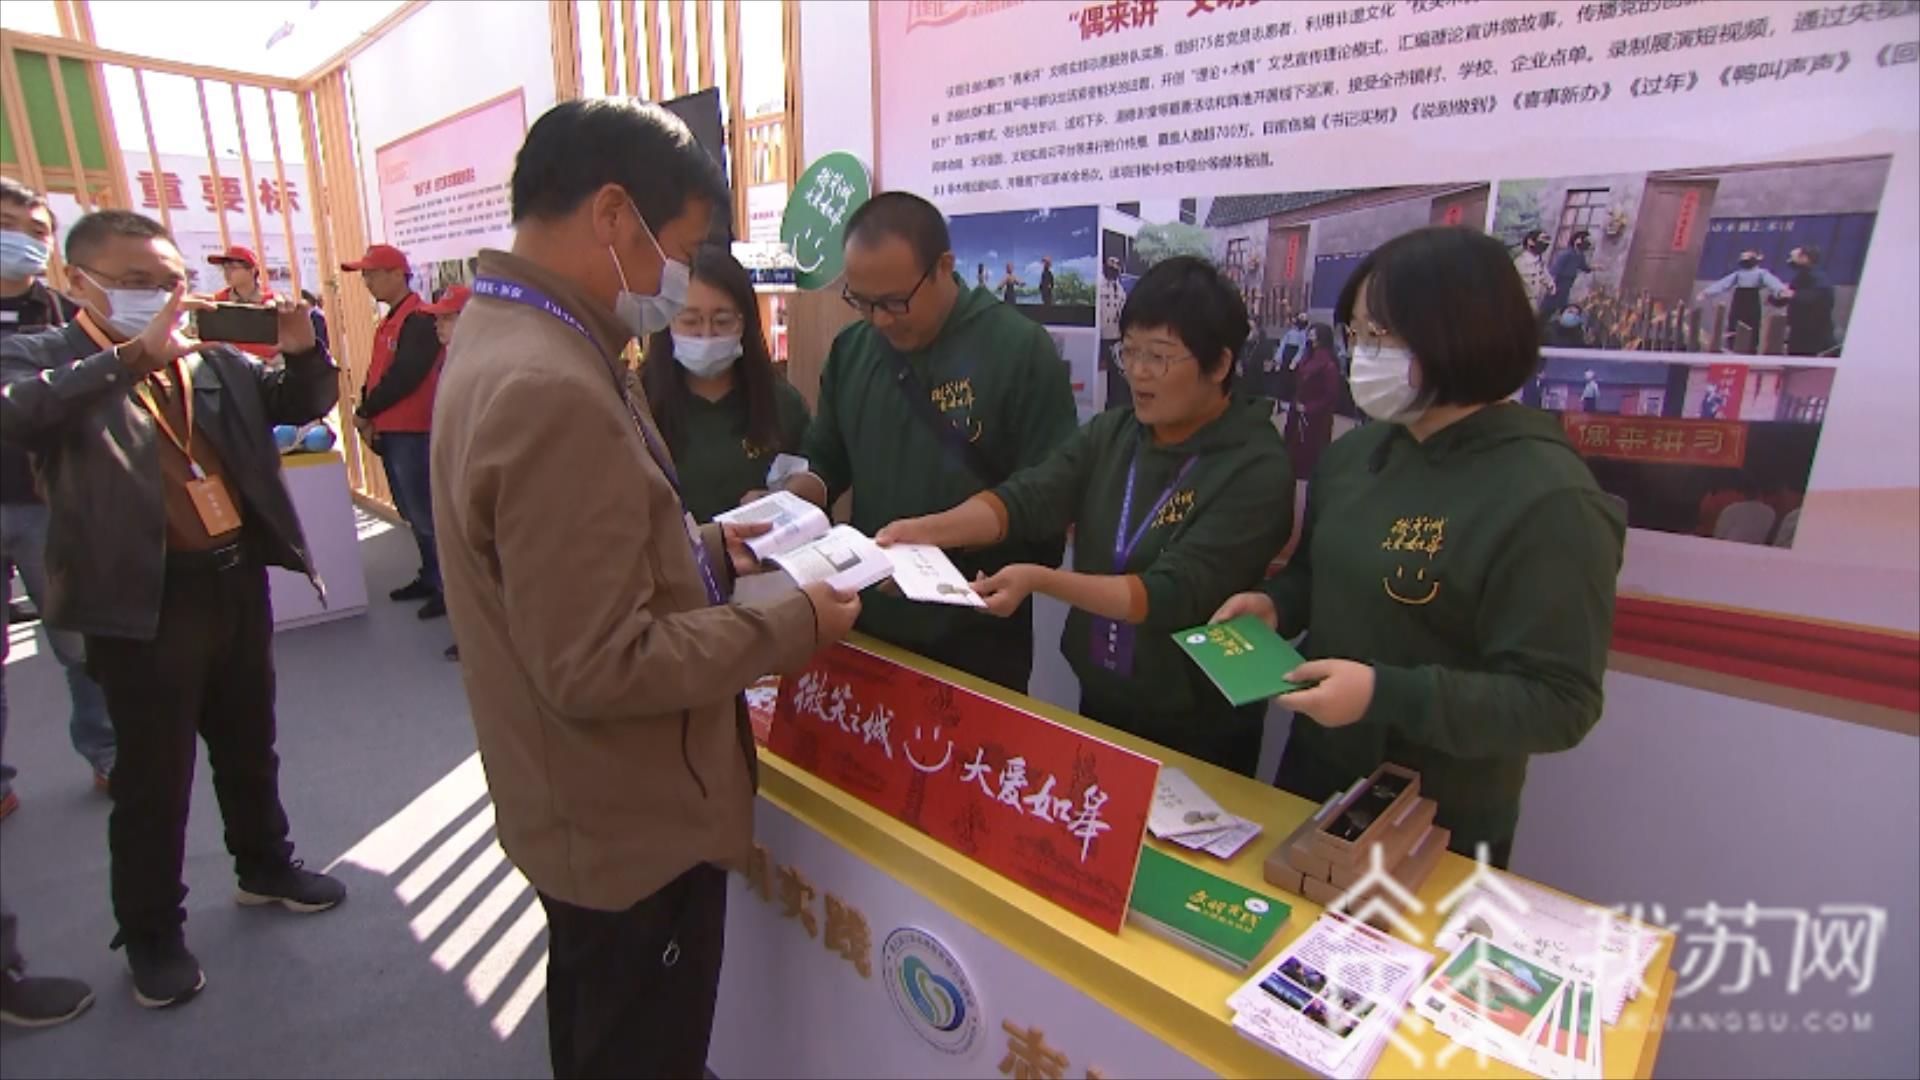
[1227,913,1434,1079]
[1432,876,1662,1026]
[1147,766,1263,859]
[1414,935,1602,1078]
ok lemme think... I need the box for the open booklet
[715,492,985,607]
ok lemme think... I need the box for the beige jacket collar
[474,249,635,384]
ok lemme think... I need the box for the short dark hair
[510,98,728,230]
[1335,226,1540,407]
[844,191,950,270]
[1570,229,1592,246]
[1119,255,1249,391]
[1796,243,1823,265]
[1,177,55,233]
[64,209,171,267]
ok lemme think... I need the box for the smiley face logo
[1384,563,1440,605]
[1379,515,1446,606]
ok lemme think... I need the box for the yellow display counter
[711,636,1673,1079]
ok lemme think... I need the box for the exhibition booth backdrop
[4,1,1916,1076]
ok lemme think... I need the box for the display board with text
[373,90,526,266]
[876,0,1920,631]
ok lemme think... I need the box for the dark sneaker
[236,859,347,914]
[389,578,434,602]
[416,596,447,620]
[1,969,95,1028]
[118,932,204,1009]
[444,644,460,662]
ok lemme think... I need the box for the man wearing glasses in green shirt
[785,192,1077,693]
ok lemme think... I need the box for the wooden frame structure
[0,0,809,508]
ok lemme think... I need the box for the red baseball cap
[421,284,472,316]
[208,245,259,268]
[341,244,410,273]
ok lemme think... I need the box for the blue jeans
[1,501,117,795]
[379,432,439,593]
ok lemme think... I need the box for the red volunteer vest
[366,292,442,434]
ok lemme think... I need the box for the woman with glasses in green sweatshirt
[1215,227,1624,867]
[878,257,1294,775]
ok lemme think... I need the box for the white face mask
[672,332,743,378]
[0,230,51,279]
[78,270,174,340]
[609,203,690,338]
[1348,341,1425,422]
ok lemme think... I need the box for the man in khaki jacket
[431,99,860,1079]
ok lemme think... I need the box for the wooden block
[1395,824,1450,894]
[1274,810,1335,881]
[1300,873,1346,908]
[1262,849,1306,897]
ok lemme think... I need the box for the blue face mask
[0,230,52,280]
[1559,311,1583,329]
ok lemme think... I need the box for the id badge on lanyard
[1089,444,1198,676]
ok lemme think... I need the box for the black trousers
[538,864,728,1080]
[86,555,293,939]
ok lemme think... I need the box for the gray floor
[0,515,1291,1079]
[1,517,549,1079]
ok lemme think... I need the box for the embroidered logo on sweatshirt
[1382,515,1446,605]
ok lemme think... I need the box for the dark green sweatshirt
[995,399,1295,760]
[1263,404,1624,852]
[805,275,1078,654]
[674,380,811,524]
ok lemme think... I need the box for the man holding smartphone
[345,244,447,620]
[0,210,346,1010]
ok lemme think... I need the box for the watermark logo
[882,928,982,1057]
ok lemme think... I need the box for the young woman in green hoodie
[1214,227,1625,866]
[878,257,1295,775]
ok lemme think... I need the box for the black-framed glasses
[842,264,935,318]
[72,263,184,293]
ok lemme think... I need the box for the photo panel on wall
[1492,154,1892,359]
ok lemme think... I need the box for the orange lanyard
[77,311,204,478]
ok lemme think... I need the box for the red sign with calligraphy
[769,643,1159,932]
[1671,189,1701,251]
[1561,415,1747,468]
[1283,233,1300,280]
[1706,362,1749,420]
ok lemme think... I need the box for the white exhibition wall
[346,0,557,256]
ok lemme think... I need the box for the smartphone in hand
[194,303,279,345]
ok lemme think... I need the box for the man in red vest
[345,244,446,619]
[207,246,279,362]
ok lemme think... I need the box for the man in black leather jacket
[0,210,347,1011]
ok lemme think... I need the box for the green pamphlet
[1172,616,1314,706]
[1128,846,1292,971]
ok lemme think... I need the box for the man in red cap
[419,283,468,661]
[207,246,278,361]
[344,244,447,619]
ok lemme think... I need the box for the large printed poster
[877,0,1920,627]
[373,89,527,266]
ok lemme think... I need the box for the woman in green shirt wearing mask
[879,257,1294,775]
[643,246,810,523]
[1214,227,1624,866]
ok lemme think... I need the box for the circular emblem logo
[1185,633,1207,644]
[882,928,982,1056]
[1246,897,1271,915]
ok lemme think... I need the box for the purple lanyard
[472,276,724,606]
[1113,441,1200,571]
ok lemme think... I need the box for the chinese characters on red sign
[768,644,1158,932]
[1561,415,1747,468]
[1671,188,1701,251]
